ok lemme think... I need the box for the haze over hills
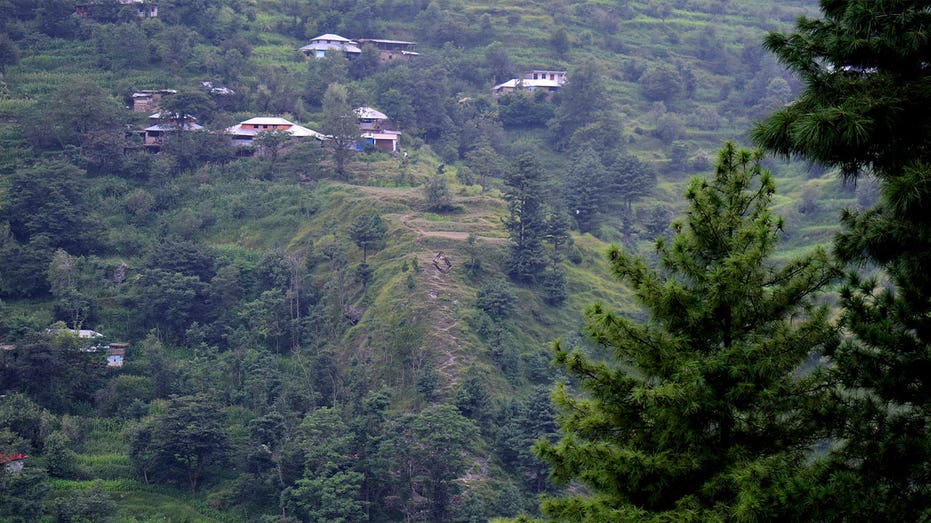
[0,0,875,521]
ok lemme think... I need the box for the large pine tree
[752,1,931,518]
[504,153,550,283]
[531,143,838,521]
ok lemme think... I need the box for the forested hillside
[4,0,909,521]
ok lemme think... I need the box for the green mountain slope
[0,0,874,520]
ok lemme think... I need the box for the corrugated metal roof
[354,107,388,120]
[226,118,326,139]
[0,453,27,464]
[493,79,563,90]
[132,89,176,98]
[148,112,197,120]
[356,38,416,45]
[241,117,295,126]
[362,131,401,140]
[145,123,204,132]
[312,34,354,43]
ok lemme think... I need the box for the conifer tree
[564,146,608,234]
[532,143,838,521]
[503,153,549,283]
[753,2,931,518]
[349,212,387,264]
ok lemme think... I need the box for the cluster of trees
[0,146,562,521]
[523,2,931,521]
[0,340,559,521]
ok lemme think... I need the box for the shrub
[476,281,515,318]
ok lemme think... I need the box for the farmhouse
[359,131,402,153]
[527,69,568,83]
[225,117,326,148]
[300,34,361,59]
[493,70,568,96]
[144,113,204,150]
[355,39,419,63]
[354,107,401,153]
[0,453,27,474]
[107,343,129,368]
[131,89,176,113]
[355,107,392,131]
[47,328,105,340]
[77,0,158,19]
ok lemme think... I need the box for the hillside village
[132,32,570,158]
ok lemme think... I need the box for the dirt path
[350,184,507,392]
[395,212,508,243]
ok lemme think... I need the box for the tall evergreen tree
[503,153,549,283]
[542,208,570,306]
[609,153,657,213]
[531,143,838,521]
[0,33,19,74]
[752,2,931,518]
[323,83,360,179]
[564,145,608,234]
[349,212,387,264]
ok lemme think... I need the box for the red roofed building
[0,453,27,473]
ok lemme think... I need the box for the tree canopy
[322,83,360,179]
[130,394,230,493]
[533,143,838,521]
[753,2,931,519]
[504,153,550,283]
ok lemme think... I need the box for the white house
[527,70,568,83]
[118,0,158,17]
[299,34,361,59]
[77,0,157,19]
[1,453,27,474]
[359,131,402,153]
[492,70,568,96]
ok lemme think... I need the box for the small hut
[0,453,27,473]
[107,343,129,368]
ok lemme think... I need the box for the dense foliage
[753,0,931,519]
